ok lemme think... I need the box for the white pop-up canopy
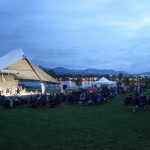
[93,77,117,86]
[0,49,59,83]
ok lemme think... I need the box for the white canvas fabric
[93,77,116,85]
[0,49,25,71]
[0,50,59,83]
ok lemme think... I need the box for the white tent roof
[98,77,111,83]
[0,49,25,71]
[93,77,116,85]
[0,49,59,83]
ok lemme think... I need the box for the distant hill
[53,67,73,75]
[138,72,150,76]
[53,67,128,75]
[39,66,150,76]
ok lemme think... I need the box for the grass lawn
[0,93,150,150]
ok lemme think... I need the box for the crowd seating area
[0,84,150,112]
[124,93,150,112]
[0,86,118,109]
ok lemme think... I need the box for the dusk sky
[0,0,150,73]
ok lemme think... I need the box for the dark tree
[118,73,123,80]
[45,69,57,77]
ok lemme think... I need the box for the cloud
[0,0,150,73]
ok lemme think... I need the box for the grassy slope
[0,94,150,150]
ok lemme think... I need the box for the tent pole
[24,58,42,82]
[25,58,45,93]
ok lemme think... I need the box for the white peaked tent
[93,77,117,86]
[0,49,59,94]
[0,49,59,83]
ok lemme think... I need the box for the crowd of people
[124,92,150,112]
[67,86,117,105]
[123,83,150,112]
[0,83,150,112]
[0,86,118,109]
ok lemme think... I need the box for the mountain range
[40,66,150,76]
[52,67,128,75]
[138,72,150,76]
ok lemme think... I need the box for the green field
[0,94,150,150]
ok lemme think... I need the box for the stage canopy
[0,49,59,83]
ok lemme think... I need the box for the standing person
[16,87,20,95]
[0,87,2,95]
